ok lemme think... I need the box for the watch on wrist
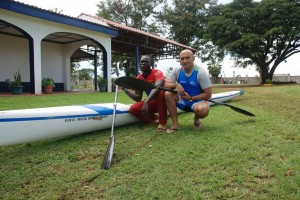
[189,96,193,102]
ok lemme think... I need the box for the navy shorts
[176,95,205,112]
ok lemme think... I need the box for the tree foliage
[207,58,222,83]
[156,0,300,83]
[157,0,217,46]
[96,0,163,33]
[96,0,163,77]
[156,0,223,77]
[111,55,136,77]
[70,62,80,81]
[78,68,94,80]
[204,0,300,83]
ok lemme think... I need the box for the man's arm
[189,87,212,101]
[164,67,186,96]
[164,78,186,96]
[143,79,163,103]
[124,89,143,102]
[141,78,164,118]
[164,79,176,89]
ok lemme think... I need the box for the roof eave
[0,0,118,37]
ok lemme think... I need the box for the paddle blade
[207,99,255,117]
[101,136,114,170]
[114,77,155,91]
[229,105,255,116]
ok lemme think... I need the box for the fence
[215,74,300,85]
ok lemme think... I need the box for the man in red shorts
[123,55,167,132]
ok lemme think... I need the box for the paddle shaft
[102,85,119,169]
[115,77,255,117]
[155,86,254,116]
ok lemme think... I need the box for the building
[0,0,194,94]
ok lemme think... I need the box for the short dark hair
[141,55,152,61]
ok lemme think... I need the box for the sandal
[166,127,180,134]
[156,124,167,132]
[156,127,167,132]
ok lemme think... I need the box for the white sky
[16,0,299,77]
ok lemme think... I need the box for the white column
[63,57,71,91]
[107,52,112,92]
[33,38,42,94]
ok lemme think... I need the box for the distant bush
[272,81,296,85]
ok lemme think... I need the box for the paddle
[115,77,255,117]
[102,85,119,169]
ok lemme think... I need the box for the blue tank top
[178,66,202,97]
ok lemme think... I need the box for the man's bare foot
[156,124,167,132]
[166,125,180,134]
[194,117,202,129]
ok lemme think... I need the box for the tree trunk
[211,76,218,84]
[259,64,272,84]
[269,62,280,81]
[259,66,267,84]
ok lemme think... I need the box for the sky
[16,0,299,77]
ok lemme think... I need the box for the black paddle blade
[228,105,255,116]
[114,77,155,91]
[101,136,114,170]
[207,99,255,117]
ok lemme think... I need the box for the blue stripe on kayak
[0,105,128,123]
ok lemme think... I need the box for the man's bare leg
[193,101,209,129]
[165,91,180,130]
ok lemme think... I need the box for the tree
[204,0,300,83]
[78,68,94,80]
[48,8,63,14]
[70,62,80,81]
[157,0,217,46]
[96,0,163,33]
[156,0,224,73]
[96,0,163,76]
[111,55,136,77]
[207,58,222,83]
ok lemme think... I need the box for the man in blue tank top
[164,49,212,133]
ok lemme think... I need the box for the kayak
[0,90,244,146]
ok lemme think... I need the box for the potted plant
[11,69,23,95]
[42,77,55,94]
[97,76,107,92]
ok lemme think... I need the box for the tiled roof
[79,13,195,51]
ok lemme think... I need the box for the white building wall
[0,35,30,82]
[41,42,64,83]
[0,9,113,93]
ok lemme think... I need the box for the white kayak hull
[0,90,244,146]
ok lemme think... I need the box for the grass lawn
[0,85,299,199]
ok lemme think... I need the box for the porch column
[33,38,42,94]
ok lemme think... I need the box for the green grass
[0,85,299,199]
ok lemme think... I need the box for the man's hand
[181,92,192,101]
[141,102,149,119]
[175,83,185,96]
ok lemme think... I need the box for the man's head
[139,55,152,74]
[179,49,195,68]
